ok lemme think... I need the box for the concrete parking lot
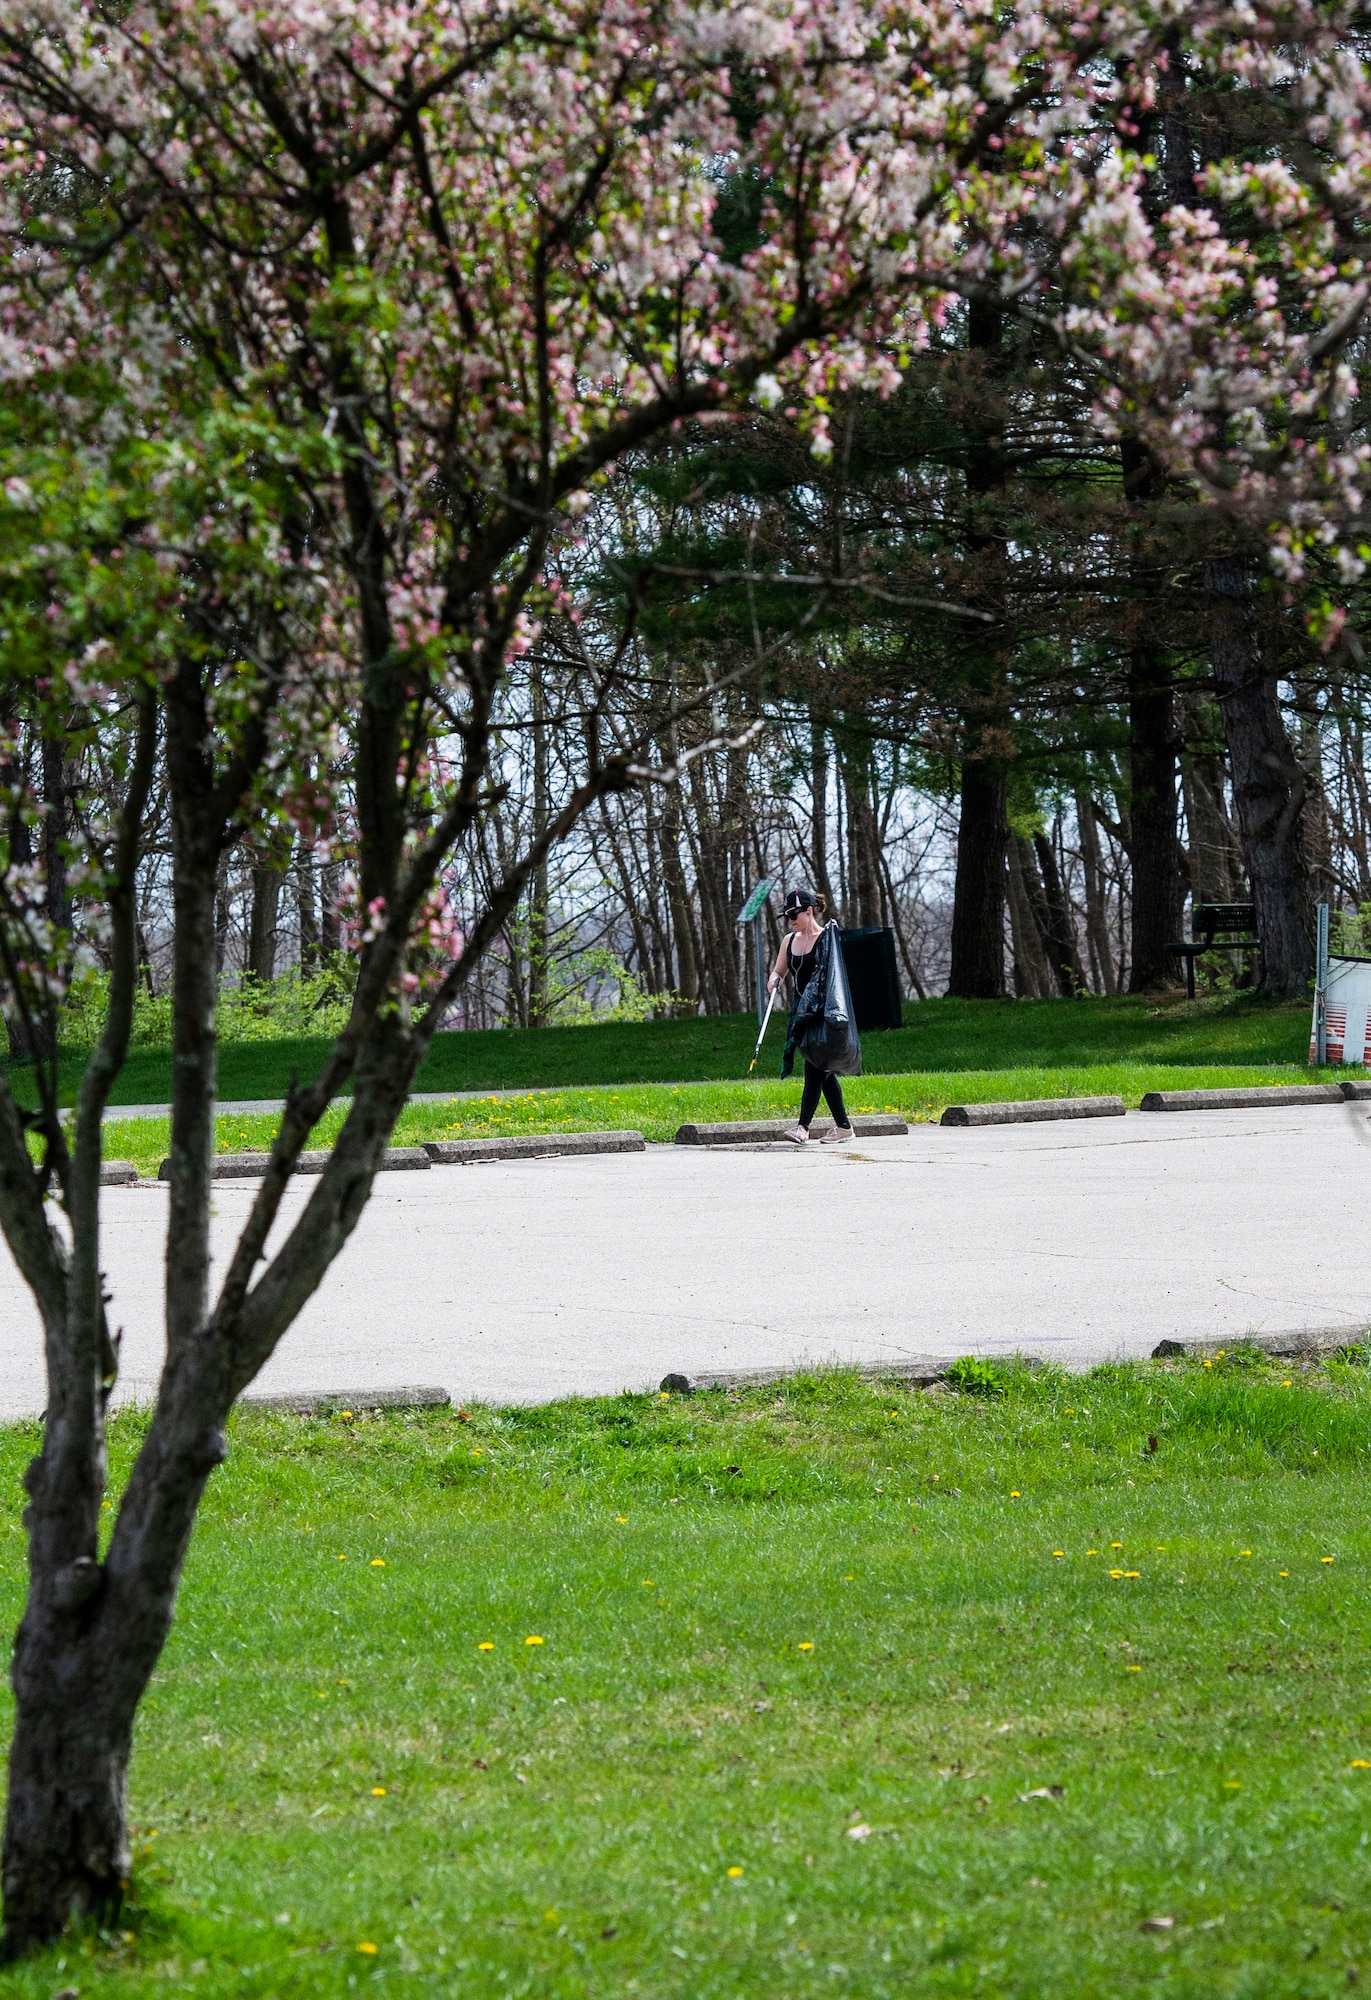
[0,1101,1366,1416]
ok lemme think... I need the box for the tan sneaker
[820,1125,854,1146]
[782,1126,809,1145]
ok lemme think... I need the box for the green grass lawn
[3,1357,1371,1997]
[5,991,1316,1110]
[97,1059,1342,1175]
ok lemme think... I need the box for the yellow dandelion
[614,1515,627,1523]
[1111,1542,1122,1550]
[1127,1665,1141,1672]
[1124,1570,1140,1578]
[1203,1360,1213,1369]
[1109,1569,1124,1579]
[1239,1549,1252,1557]
[797,1641,815,1652]
[1009,1490,1020,1498]
[478,1641,494,1651]
[1282,1380,1293,1388]
[1322,1556,1335,1564]
[371,1558,386,1568]
[1052,1550,1064,1559]
[336,1554,346,1561]
[1086,1548,1098,1555]
[358,1942,378,1955]
[727,1866,744,1878]
[526,1635,544,1646]
[371,1787,387,1797]
[470,1447,484,1457]
[1353,1760,1371,1769]
[1279,1571,1289,1578]
[1223,1780,1241,1789]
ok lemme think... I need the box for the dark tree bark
[1121,442,1185,990]
[1,692,156,1950]
[1033,827,1087,995]
[1204,555,1311,995]
[319,859,342,960]
[837,732,884,928]
[297,847,320,974]
[949,757,1008,997]
[946,298,1008,996]
[1178,694,1246,906]
[656,744,700,1012]
[40,732,71,938]
[1076,793,1118,995]
[1006,832,1053,997]
[0,697,36,1062]
[527,673,550,1027]
[809,714,836,908]
[246,861,282,982]
[213,854,231,977]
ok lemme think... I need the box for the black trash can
[837,927,903,1031]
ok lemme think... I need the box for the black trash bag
[781,922,862,1079]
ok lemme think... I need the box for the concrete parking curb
[674,1115,908,1145]
[658,1355,1044,1394]
[1138,1084,1344,1112]
[158,1146,432,1181]
[240,1385,450,1415]
[423,1131,644,1164]
[940,1095,1124,1128]
[100,1162,138,1186]
[1151,1327,1366,1359]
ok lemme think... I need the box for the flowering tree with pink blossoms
[1034,5,1371,992]
[0,0,1366,1951]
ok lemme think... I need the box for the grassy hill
[3,991,1314,1109]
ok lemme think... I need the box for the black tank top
[788,934,819,994]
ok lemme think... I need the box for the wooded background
[12,320,1357,1035]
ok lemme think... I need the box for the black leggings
[798,1060,849,1131]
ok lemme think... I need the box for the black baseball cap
[783,888,817,918]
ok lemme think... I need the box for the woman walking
[768,887,860,1144]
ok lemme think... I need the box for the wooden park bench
[1167,901,1261,999]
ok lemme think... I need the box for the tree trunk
[948,758,1008,998]
[1,692,158,1953]
[1033,826,1087,995]
[0,702,36,1062]
[947,297,1008,998]
[1076,793,1118,995]
[297,839,320,975]
[1121,437,1184,993]
[1295,701,1336,909]
[656,765,699,1013]
[3,1630,130,1949]
[319,861,342,959]
[838,734,883,927]
[246,862,282,982]
[1205,556,1311,995]
[527,676,550,1027]
[1127,651,1184,991]
[1007,835,1054,997]
[1178,698,1246,906]
[41,731,72,937]
[809,715,836,907]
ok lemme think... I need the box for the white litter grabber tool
[748,986,778,1074]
